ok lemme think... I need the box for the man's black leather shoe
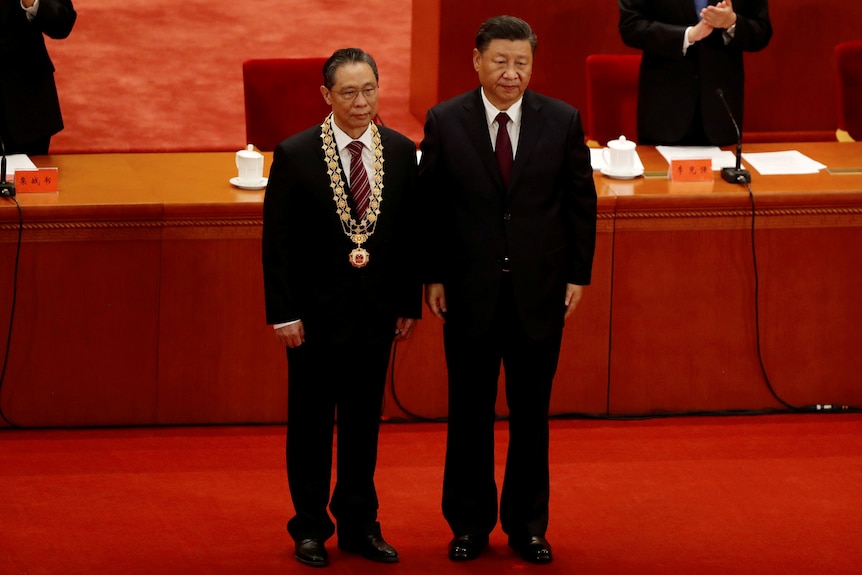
[295,538,329,567]
[508,535,553,563]
[338,534,399,563]
[448,534,489,561]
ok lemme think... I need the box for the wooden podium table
[1,144,861,427]
[600,143,862,414]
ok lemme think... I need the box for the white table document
[740,150,827,175]
[656,146,738,172]
[4,154,37,175]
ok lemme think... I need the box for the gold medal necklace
[320,114,384,268]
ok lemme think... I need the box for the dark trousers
[639,94,711,147]
[441,275,562,540]
[284,331,393,542]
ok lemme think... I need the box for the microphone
[716,88,750,184]
[1,136,17,198]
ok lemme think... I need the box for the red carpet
[2,415,862,574]
[48,0,423,153]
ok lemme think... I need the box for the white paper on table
[589,148,645,172]
[3,154,37,175]
[740,150,827,175]
[655,146,738,172]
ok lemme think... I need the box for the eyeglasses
[331,86,379,101]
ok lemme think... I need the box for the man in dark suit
[418,15,597,564]
[262,47,420,568]
[618,0,772,146]
[0,0,76,155]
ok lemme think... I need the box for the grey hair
[322,48,379,89]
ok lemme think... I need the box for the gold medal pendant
[349,247,370,268]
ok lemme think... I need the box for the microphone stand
[716,89,751,184]
[1,137,17,197]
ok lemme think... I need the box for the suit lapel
[461,88,507,192]
[509,91,542,196]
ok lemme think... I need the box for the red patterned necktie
[495,112,513,188]
[347,140,371,219]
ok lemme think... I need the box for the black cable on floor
[0,196,23,428]
[386,341,447,423]
[742,179,800,410]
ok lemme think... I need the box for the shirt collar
[480,88,523,128]
[330,118,374,152]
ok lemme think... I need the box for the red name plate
[14,168,59,193]
[669,158,713,182]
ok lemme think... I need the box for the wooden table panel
[755,224,862,408]
[0,238,161,427]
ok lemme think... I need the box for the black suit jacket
[418,88,597,340]
[618,0,772,145]
[0,0,76,148]
[262,121,421,346]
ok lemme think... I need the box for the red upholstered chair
[835,40,862,141]
[584,54,641,146]
[242,58,332,151]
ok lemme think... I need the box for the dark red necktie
[495,112,513,187]
[347,140,371,219]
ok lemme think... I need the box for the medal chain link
[320,114,385,248]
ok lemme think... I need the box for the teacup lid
[237,144,263,158]
[607,135,636,150]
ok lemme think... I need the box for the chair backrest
[584,54,641,146]
[835,40,862,140]
[242,58,332,151]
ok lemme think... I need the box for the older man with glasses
[262,47,421,568]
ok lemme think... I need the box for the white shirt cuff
[683,26,694,54]
[23,0,40,20]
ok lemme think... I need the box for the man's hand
[688,19,715,43]
[564,283,584,322]
[394,318,417,341]
[275,321,305,348]
[702,0,737,30]
[425,283,447,322]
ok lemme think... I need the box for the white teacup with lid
[236,144,264,186]
[602,135,637,174]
